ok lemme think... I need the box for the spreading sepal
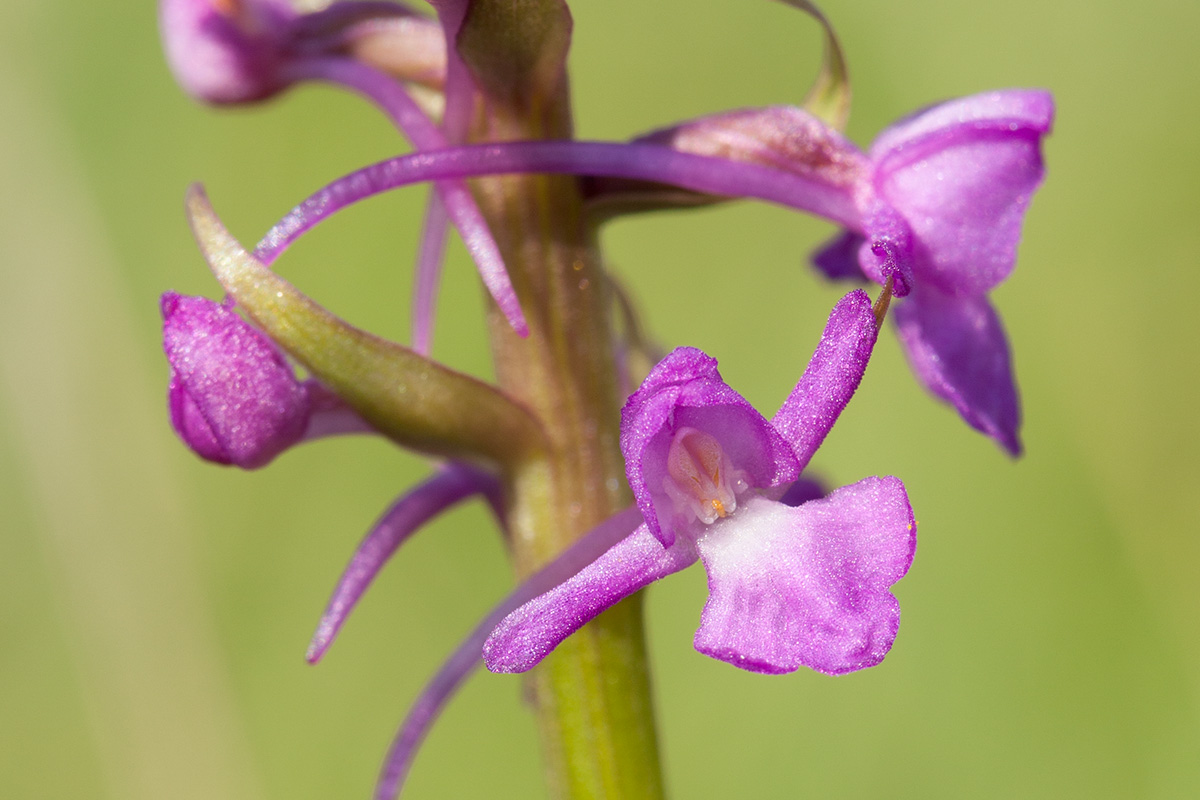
[894,287,1022,456]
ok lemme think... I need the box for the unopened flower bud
[161,291,310,468]
[159,0,295,104]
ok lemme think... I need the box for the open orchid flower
[485,291,916,676]
[809,91,1053,455]
[151,0,1054,795]
[593,91,1053,453]
[161,291,373,468]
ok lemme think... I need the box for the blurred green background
[2,0,1198,797]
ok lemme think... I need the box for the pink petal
[694,481,915,675]
[893,287,1022,456]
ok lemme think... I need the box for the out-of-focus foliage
[1,0,1197,797]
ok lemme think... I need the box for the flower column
[444,2,665,797]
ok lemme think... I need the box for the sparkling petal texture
[894,287,1022,456]
[485,319,913,677]
[636,106,869,196]
[161,292,309,468]
[772,290,877,469]
[694,480,915,675]
[870,89,1054,296]
[621,347,800,547]
[483,523,698,673]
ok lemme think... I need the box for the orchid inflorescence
[158,0,1052,796]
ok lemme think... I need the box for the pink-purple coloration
[811,90,1054,454]
[161,292,310,468]
[484,292,916,676]
[159,0,430,104]
[374,506,645,800]
[618,91,1052,454]
[155,1,1052,793]
[307,463,502,664]
[240,89,1051,453]
[159,0,294,104]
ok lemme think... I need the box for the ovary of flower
[663,427,749,524]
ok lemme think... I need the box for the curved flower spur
[252,87,1053,454]
[485,290,916,676]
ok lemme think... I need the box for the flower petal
[161,292,310,468]
[483,522,698,673]
[622,347,800,547]
[870,89,1054,296]
[694,484,915,675]
[893,287,1022,456]
[771,290,878,470]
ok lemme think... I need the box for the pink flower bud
[161,292,310,468]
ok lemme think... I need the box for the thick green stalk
[446,2,665,792]
[475,111,666,800]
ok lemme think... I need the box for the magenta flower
[484,291,916,676]
[159,0,443,104]
[595,90,1054,454]
[816,91,1052,455]
[152,3,1055,794]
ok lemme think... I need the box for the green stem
[479,134,666,800]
